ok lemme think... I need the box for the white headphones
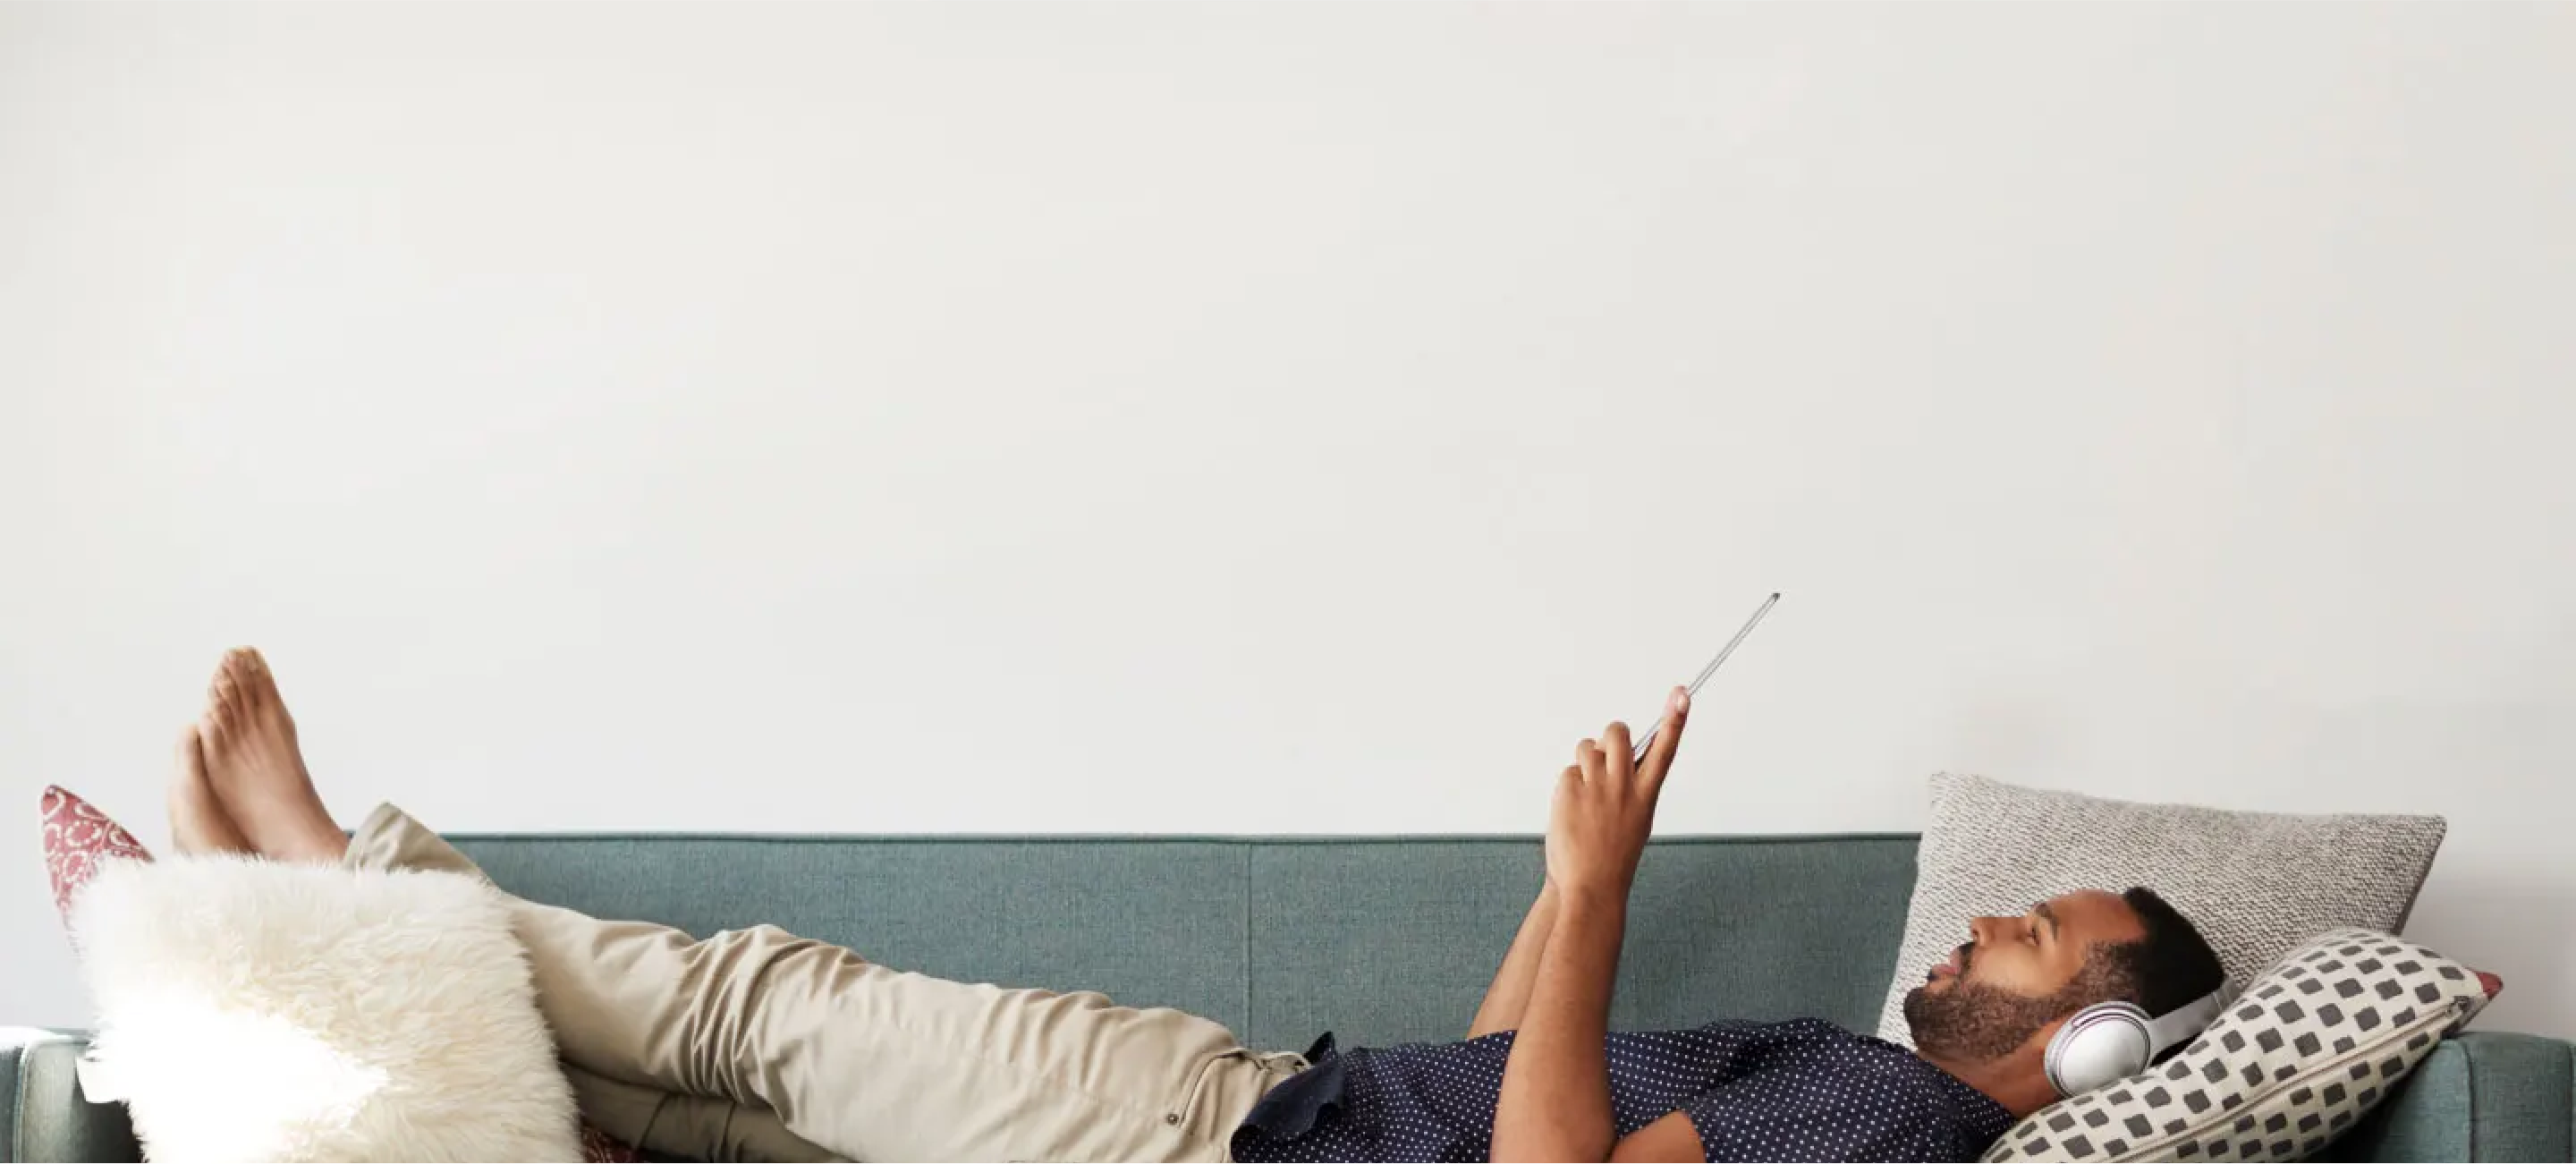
[2043,981,2238,1097]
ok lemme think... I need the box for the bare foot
[167,726,253,855]
[198,647,348,863]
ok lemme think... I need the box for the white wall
[4,3,2571,1039]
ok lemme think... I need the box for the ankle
[269,818,351,864]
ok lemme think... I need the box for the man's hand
[1496,685,1693,1162]
[1543,686,1689,898]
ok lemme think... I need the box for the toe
[210,651,254,713]
[240,649,283,709]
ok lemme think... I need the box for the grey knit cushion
[1877,773,2446,1047]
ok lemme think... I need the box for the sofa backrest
[450,832,1922,1052]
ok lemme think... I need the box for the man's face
[1902,888,2147,1063]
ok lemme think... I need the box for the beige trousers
[343,803,1305,1163]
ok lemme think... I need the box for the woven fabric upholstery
[1877,774,2445,1048]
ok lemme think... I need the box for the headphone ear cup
[2044,1002,2154,1097]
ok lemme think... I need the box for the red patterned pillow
[38,786,644,1164]
[38,785,153,926]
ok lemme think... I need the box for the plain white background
[4,4,2571,1040]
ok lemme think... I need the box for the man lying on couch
[171,648,2225,1163]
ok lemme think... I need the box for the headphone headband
[2142,982,2235,1056]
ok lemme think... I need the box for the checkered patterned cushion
[1984,929,2500,1162]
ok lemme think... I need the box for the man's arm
[1469,879,1559,1038]
[1493,882,1628,1161]
[1490,688,1689,1163]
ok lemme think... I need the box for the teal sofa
[8,832,2572,1161]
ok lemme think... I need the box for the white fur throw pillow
[72,855,580,1162]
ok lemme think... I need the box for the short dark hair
[2090,887,2226,1018]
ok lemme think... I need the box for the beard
[1903,978,2076,1060]
[1904,947,2105,1062]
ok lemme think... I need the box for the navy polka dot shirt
[1230,1018,2014,1163]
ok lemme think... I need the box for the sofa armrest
[1,1029,137,1163]
[2325,1031,2574,1162]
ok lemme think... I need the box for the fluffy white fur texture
[72,855,580,1162]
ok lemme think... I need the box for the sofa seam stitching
[1241,844,1254,1043]
[10,1041,26,1164]
[2464,1035,2480,1161]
